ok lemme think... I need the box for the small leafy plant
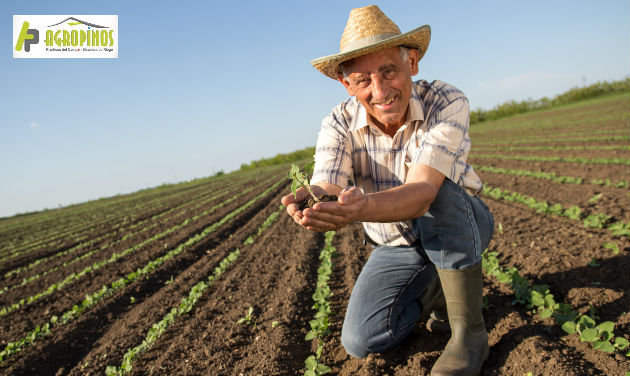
[237,306,254,325]
[603,242,620,255]
[304,355,331,376]
[288,163,319,203]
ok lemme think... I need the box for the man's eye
[357,79,370,87]
[383,70,395,79]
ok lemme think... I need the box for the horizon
[2,0,629,218]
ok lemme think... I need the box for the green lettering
[100,30,108,46]
[54,30,62,46]
[70,30,78,46]
[14,21,33,51]
[108,30,114,46]
[62,30,70,46]
[91,30,99,46]
[45,30,54,47]
[80,30,86,46]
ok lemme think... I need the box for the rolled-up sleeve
[410,96,471,184]
[311,106,353,187]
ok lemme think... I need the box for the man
[281,5,494,376]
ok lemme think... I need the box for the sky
[1,0,629,218]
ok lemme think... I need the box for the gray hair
[340,46,410,81]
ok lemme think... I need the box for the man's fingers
[301,216,338,232]
[302,208,347,228]
[312,201,344,215]
[281,193,294,206]
[338,186,362,204]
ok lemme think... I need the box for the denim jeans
[341,179,494,358]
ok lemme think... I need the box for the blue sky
[1,0,628,218]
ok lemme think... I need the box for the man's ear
[337,72,356,96]
[407,48,419,76]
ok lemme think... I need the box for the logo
[15,21,39,52]
[13,15,118,58]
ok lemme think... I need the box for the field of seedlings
[0,93,628,376]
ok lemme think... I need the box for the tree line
[470,78,630,124]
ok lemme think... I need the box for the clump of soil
[298,194,338,211]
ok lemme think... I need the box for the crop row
[482,250,629,362]
[0,177,285,363]
[482,185,630,238]
[0,175,220,253]
[0,174,268,296]
[0,168,276,260]
[475,144,628,153]
[474,135,628,146]
[474,165,629,188]
[0,169,273,285]
[105,206,283,375]
[474,154,629,165]
[303,230,336,376]
[0,172,234,260]
[1,166,283,257]
[0,175,281,317]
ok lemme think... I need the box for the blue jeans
[341,179,494,358]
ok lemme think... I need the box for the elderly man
[281,5,494,376]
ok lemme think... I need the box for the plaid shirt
[311,79,483,246]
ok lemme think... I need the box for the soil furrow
[0,182,286,376]
[127,213,323,375]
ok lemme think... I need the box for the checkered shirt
[311,79,483,246]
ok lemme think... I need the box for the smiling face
[338,47,419,134]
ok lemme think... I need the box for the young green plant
[288,163,319,203]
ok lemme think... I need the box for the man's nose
[370,75,389,100]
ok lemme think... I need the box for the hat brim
[311,25,431,79]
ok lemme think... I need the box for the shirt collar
[348,83,426,133]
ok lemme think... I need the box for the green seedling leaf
[596,321,614,333]
[539,309,553,319]
[288,163,319,202]
[305,355,317,370]
[577,315,596,328]
[614,336,629,349]
[603,242,620,255]
[593,340,615,353]
[316,363,331,374]
[580,328,599,342]
[561,320,577,334]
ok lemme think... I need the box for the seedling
[603,242,620,255]
[271,320,280,328]
[588,258,600,268]
[288,164,319,203]
[237,306,254,325]
[304,355,331,376]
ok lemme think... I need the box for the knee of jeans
[341,326,371,358]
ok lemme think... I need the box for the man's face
[339,47,419,130]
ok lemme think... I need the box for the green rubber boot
[419,276,450,334]
[431,263,489,376]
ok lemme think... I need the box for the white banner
[13,15,118,58]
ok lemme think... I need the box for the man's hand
[281,182,349,232]
[281,185,328,228]
[300,186,367,232]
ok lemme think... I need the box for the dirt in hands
[298,194,339,211]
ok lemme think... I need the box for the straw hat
[311,5,431,79]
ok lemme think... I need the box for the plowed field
[0,93,628,375]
